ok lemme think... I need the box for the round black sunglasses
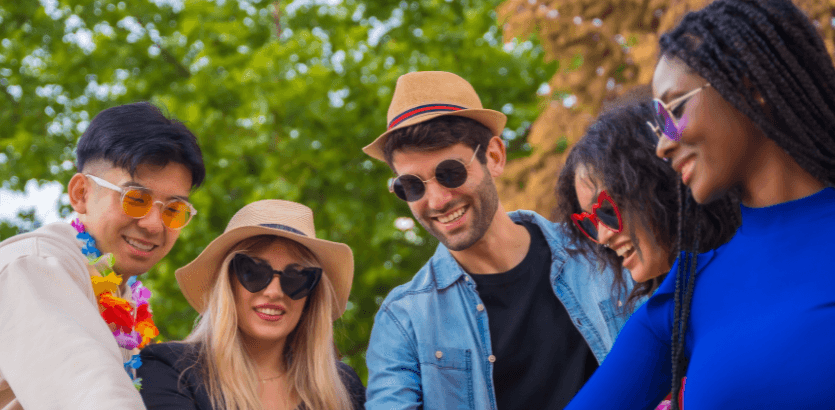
[389,145,481,202]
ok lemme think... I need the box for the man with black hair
[364,71,635,409]
[0,102,205,409]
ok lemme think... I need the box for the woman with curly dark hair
[555,101,739,313]
[565,0,835,408]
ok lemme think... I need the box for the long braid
[671,183,703,410]
[679,208,701,355]
[659,0,835,185]
[670,180,686,410]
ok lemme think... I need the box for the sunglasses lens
[161,201,193,230]
[122,189,153,218]
[435,160,468,189]
[280,266,322,300]
[652,100,680,141]
[393,175,425,202]
[232,254,273,293]
[596,199,621,231]
[575,217,599,242]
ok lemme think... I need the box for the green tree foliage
[1,0,555,381]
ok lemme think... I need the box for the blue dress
[566,187,835,409]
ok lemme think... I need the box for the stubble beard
[417,172,500,252]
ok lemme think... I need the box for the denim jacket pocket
[418,345,474,409]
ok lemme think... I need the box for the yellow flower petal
[91,273,123,297]
[98,291,131,310]
[136,321,159,339]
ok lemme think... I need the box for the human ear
[485,136,506,177]
[68,173,89,215]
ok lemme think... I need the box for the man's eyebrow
[121,181,190,202]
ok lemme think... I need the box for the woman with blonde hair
[138,200,364,410]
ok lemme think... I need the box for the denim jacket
[365,210,636,410]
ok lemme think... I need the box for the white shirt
[0,223,145,409]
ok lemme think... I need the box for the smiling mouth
[676,156,696,184]
[124,236,156,252]
[614,243,637,262]
[254,307,286,316]
[434,206,468,224]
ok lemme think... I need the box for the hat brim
[363,108,507,162]
[175,225,354,321]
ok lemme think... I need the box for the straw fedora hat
[362,71,508,162]
[175,200,354,320]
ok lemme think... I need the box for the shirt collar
[431,210,558,289]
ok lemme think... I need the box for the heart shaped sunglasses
[571,190,623,244]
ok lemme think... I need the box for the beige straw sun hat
[175,200,354,320]
[362,71,508,162]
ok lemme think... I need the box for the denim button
[435,351,443,359]
[476,304,484,312]
[464,276,470,281]
[488,355,496,363]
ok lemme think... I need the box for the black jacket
[137,342,366,410]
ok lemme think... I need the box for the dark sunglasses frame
[388,145,481,202]
[571,190,623,244]
[230,253,322,299]
[651,83,710,142]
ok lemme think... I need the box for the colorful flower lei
[72,219,159,390]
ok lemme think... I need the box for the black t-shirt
[470,221,598,409]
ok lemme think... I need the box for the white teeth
[125,237,154,251]
[255,308,285,316]
[437,208,466,224]
[616,244,634,257]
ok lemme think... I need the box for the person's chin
[691,183,710,204]
[631,260,671,283]
[626,256,654,283]
[113,263,150,277]
[686,166,720,204]
[113,252,160,276]
[691,179,725,205]
[442,231,481,252]
[629,267,650,283]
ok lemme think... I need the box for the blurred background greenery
[4,0,833,385]
[0,0,555,382]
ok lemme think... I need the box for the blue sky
[0,181,67,228]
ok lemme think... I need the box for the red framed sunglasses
[571,190,623,244]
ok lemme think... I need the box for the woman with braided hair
[564,0,835,408]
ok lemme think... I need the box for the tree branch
[156,45,191,79]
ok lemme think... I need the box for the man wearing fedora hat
[0,102,205,409]
[364,71,635,409]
